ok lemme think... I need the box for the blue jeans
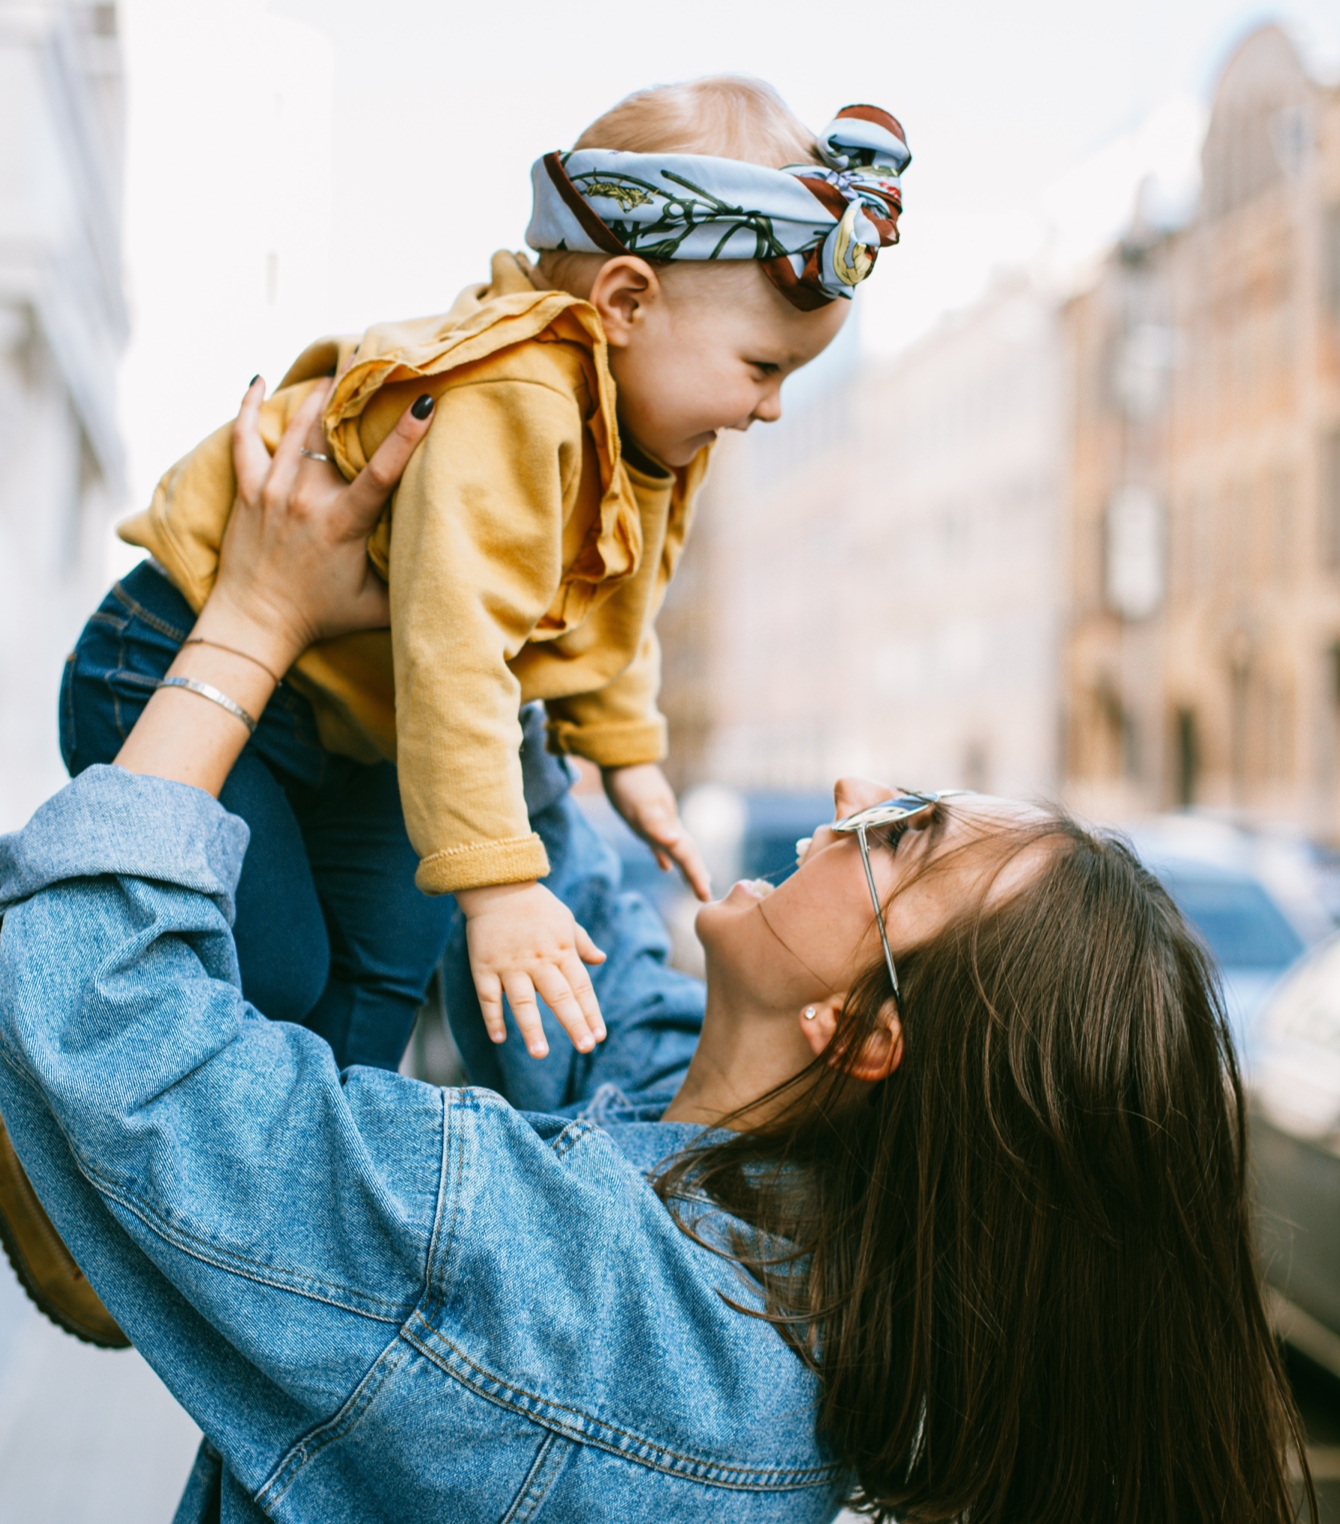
[60,561,454,1071]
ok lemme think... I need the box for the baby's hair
[537,77,823,292]
[573,75,821,166]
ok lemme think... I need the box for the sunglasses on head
[829,790,969,1003]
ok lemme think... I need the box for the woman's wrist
[112,631,281,798]
[189,587,309,683]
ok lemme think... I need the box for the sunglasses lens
[836,796,936,832]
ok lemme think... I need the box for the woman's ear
[798,998,904,1081]
[588,256,661,348]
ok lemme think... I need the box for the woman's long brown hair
[656,812,1316,1522]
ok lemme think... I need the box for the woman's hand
[114,378,435,796]
[204,376,432,675]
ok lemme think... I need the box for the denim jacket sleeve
[0,768,453,1483]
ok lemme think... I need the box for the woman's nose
[832,776,897,820]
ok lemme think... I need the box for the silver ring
[299,448,332,464]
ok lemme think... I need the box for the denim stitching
[85,1171,413,1318]
[500,1428,570,1524]
[401,1323,840,1490]
[418,1087,461,1329]
[0,1050,409,1322]
[111,579,191,642]
[254,1331,415,1511]
[110,624,129,741]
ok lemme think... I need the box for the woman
[0,383,1315,1523]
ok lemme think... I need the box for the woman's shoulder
[419,1085,836,1490]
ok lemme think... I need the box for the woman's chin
[695,878,771,948]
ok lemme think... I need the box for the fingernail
[411,393,434,420]
[249,374,260,387]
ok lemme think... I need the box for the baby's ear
[588,257,661,346]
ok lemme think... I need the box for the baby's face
[608,263,849,468]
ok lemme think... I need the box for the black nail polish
[411,393,434,420]
[249,374,260,387]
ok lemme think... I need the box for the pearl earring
[803,1006,818,1021]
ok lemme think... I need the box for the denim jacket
[0,767,848,1522]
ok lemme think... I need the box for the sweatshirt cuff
[414,833,551,894]
[545,717,668,769]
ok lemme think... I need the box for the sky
[112,0,1340,536]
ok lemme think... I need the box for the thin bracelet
[157,676,258,735]
[180,637,283,686]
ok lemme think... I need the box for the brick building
[1063,25,1340,832]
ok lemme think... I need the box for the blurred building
[658,275,1065,799]
[1063,25,1340,834]
[0,0,126,829]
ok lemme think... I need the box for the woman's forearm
[112,607,293,797]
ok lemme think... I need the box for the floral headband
[525,104,910,310]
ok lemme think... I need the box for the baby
[64,76,909,1065]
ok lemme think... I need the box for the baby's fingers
[532,961,603,1053]
[665,830,713,902]
[473,971,508,1046]
[502,972,549,1059]
[573,920,606,966]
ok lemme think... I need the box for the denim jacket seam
[111,579,191,643]
[550,1118,596,1159]
[500,1428,571,1524]
[0,1055,410,1318]
[0,1030,36,1089]
[419,1087,465,1326]
[81,1168,415,1319]
[399,1323,841,1490]
[254,1328,418,1512]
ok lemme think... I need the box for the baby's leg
[61,563,331,1023]
[292,759,455,1072]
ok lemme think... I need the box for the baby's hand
[602,763,712,902]
[454,881,606,1059]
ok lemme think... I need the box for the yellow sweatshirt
[118,251,710,893]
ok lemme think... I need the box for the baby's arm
[600,762,711,902]
[546,625,711,901]
[384,376,611,1054]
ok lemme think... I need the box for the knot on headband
[526,104,910,310]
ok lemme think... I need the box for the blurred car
[1125,817,1316,1069]
[1250,936,1340,1379]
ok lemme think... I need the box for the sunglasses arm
[856,822,901,1000]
